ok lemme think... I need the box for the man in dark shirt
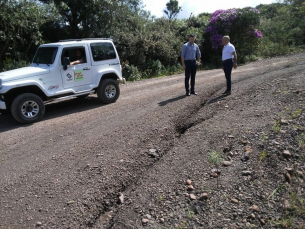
[70,49,85,67]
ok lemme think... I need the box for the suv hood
[0,66,50,82]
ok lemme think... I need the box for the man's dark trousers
[223,60,234,92]
[185,60,197,93]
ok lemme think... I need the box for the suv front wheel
[11,93,45,124]
[97,79,120,104]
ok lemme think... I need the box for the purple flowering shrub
[206,8,263,50]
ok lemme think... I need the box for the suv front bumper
[0,100,6,110]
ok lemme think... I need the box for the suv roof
[40,38,114,47]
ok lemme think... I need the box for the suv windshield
[33,47,58,65]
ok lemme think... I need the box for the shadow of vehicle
[0,96,105,133]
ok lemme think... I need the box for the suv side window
[61,47,87,65]
[91,42,116,61]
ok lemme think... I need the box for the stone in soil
[285,167,293,174]
[36,222,42,226]
[142,218,149,225]
[282,200,291,210]
[282,150,291,158]
[223,161,232,166]
[118,193,124,204]
[210,172,218,178]
[280,119,289,125]
[186,179,192,185]
[242,171,252,176]
[250,205,259,212]
[187,185,194,191]
[242,151,250,161]
[199,193,208,200]
[190,194,196,200]
[148,149,159,158]
[231,198,239,204]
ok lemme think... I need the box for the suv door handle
[83,67,90,70]
[109,63,120,66]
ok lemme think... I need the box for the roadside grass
[273,120,281,133]
[259,151,267,162]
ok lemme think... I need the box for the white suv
[0,38,126,124]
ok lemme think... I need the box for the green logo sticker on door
[74,70,84,81]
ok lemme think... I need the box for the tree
[163,0,182,20]
[205,8,263,63]
[39,0,142,38]
[0,0,57,63]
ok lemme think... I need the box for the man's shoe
[186,92,190,96]
[224,91,231,95]
[191,91,198,95]
[222,90,228,94]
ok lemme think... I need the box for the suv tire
[97,79,120,104]
[11,93,45,124]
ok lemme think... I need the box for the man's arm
[181,57,186,70]
[196,45,201,65]
[181,45,186,70]
[232,51,237,69]
[69,58,84,67]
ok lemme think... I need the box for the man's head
[222,36,230,46]
[189,35,196,44]
[75,49,82,57]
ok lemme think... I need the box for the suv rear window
[91,42,116,61]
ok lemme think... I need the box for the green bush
[122,64,141,81]
[0,58,29,72]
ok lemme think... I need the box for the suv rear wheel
[11,93,45,124]
[97,79,120,104]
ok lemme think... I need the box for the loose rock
[186,179,192,185]
[142,219,149,225]
[242,152,250,161]
[187,185,194,191]
[231,198,239,204]
[210,172,218,178]
[260,219,266,225]
[199,193,208,200]
[148,149,159,158]
[36,222,42,227]
[242,171,252,176]
[250,205,259,212]
[285,167,293,174]
[190,194,196,200]
[118,193,124,204]
[282,200,291,210]
[280,119,289,125]
[223,161,232,166]
[282,150,291,158]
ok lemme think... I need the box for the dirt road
[1,53,305,228]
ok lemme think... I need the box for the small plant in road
[207,151,224,188]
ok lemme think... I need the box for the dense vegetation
[0,0,304,81]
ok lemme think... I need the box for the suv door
[60,46,92,89]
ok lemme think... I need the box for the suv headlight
[0,78,2,89]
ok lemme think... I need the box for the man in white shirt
[222,36,237,95]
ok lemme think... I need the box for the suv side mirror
[63,57,70,70]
